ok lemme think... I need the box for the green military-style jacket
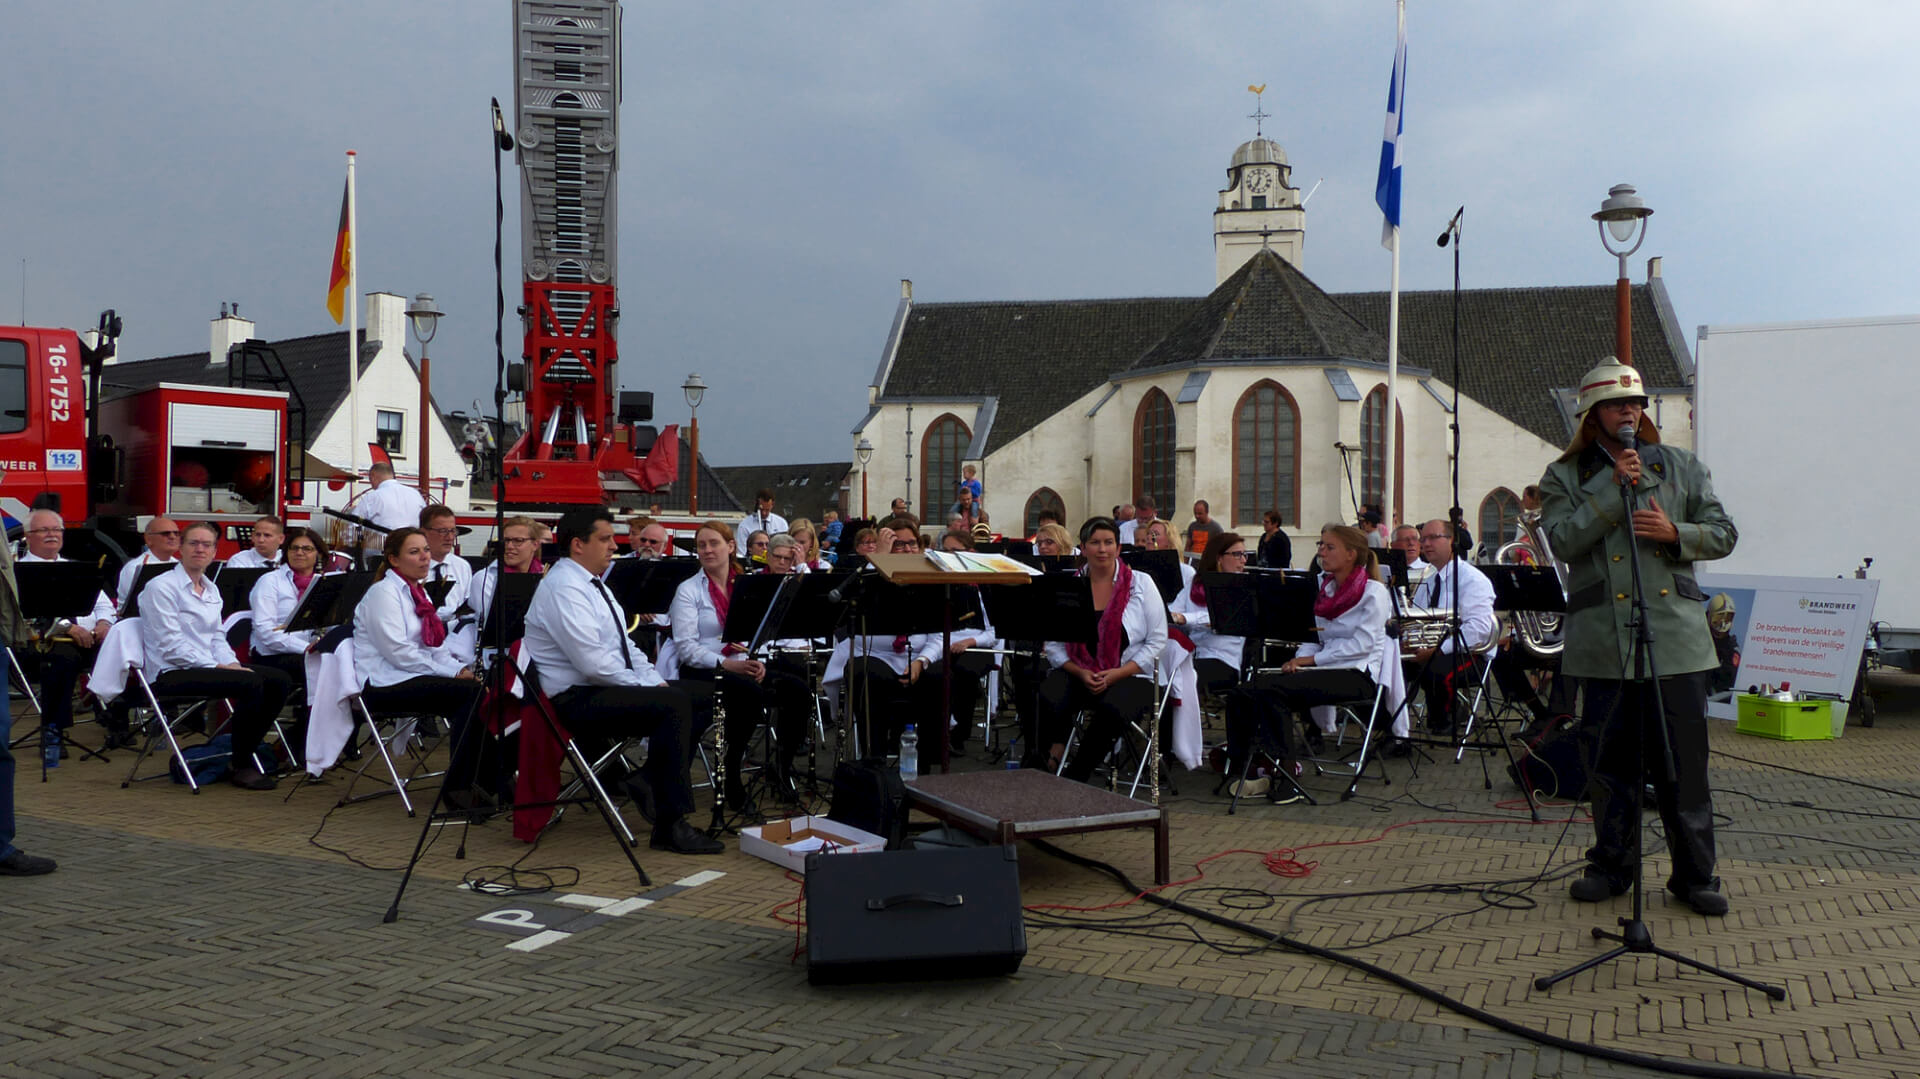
[1538,439,1737,680]
[0,528,27,647]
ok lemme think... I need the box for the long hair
[1319,523,1379,582]
[1197,531,1246,575]
[1559,404,1662,461]
[696,519,740,572]
[378,527,424,580]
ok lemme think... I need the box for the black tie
[593,577,634,669]
[434,562,446,581]
[1426,567,1442,607]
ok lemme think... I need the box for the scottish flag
[1374,3,1406,249]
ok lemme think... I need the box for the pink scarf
[1187,577,1207,610]
[508,559,544,575]
[707,567,746,656]
[1068,559,1134,673]
[291,569,316,597]
[1314,568,1367,621]
[407,579,447,647]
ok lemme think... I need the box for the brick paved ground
[5,673,1920,1076]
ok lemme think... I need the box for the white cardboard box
[739,815,887,873]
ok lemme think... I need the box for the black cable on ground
[1711,747,1920,802]
[1030,838,1803,1079]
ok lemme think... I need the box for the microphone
[827,564,875,604]
[1436,206,1464,247]
[490,97,515,152]
[1615,421,1637,450]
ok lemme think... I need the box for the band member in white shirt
[1405,518,1498,734]
[1169,531,1250,698]
[352,527,490,811]
[18,510,117,751]
[354,462,427,560]
[143,522,294,791]
[626,518,672,560]
[735,488,787,559]
[1223,525,1391,799]
[418,505,472,618]
[923,530,998,754]
[224,516,285,569]
[670,520,809,805]
[524,508,720,855]
[838,531,944,767]
[467,516,545,639]
[1032,517,1167,782]
[246,528,331,760]
[115,517,180,604]
[1391,524,1433,606]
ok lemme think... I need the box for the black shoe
[0,849,57,876]
[1668,878,1729,916]
[1265,779,1304,806]
[651,818,724,855]
[1301,724,1327,756]
[1569,870,1628,903]
[102,728,136,750]
[229,767,277,792]
[1379,738,1412,759]
[622,773,658,824]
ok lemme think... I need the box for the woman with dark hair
[1170,531,1249,698]
[1221,523,1391,803]
[1029,517,1167,781]
[247,526,333,761]
[352,527,489,809]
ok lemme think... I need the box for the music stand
[213,567,272,618]
[283,572,379,635]
[479,574,541,652]
[116,562,179,621]
[1200,569,1323,808]
[1483,564,1566,617]
[1122,549,1184,605]
[1378,548,1411,598]
[14,562,116,770]
[603,557,700,619]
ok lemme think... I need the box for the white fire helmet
[1574,357,1650,417]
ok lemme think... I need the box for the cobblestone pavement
[6,673,1920,1077]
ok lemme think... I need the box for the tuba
[1493,510,1567,658]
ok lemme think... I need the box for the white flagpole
[1385,227,1400,532]
[346,150,360,477]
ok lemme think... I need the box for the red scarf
[1187,577,1207,610]
[1068,559,1133,673]
[1314,568,1367,621]
[291,569,316,597]
[406,578,447,647]
[707,566,746,655]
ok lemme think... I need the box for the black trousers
[359,675,488,793]
[1034,669,1157,783]
[1580,671,1715,893]
[552,683,698,822]
[1222,667,1376,774]
[1192,657,1241,699]
[678,664,810,792]
[18,643,90,732]
[1008,646,1048,754]
[843,656,923,762]
[1405,651,1480,731]
[923,649,995,743]
[150,665,294,770]
[1491,648,1577,721]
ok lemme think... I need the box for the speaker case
[804,845,1026,985]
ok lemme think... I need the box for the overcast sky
[4,2,1915,467]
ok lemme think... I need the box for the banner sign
[1694,572,1879,721]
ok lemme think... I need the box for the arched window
[1360,385,1404,521]
[1232,380,1299,528]
[920,414,970,515]
[1022,487,1066,537]
[1479,488,1522,550]
[1134,389,1176,514]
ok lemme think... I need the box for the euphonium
[1493,509,1566,658]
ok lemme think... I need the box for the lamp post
[1592,184,1652,368]
[855,437,874,518]
[681,372,707,516]
[405,292,444,498]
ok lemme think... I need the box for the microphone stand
[1534,435,1783,999]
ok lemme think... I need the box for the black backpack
[828,761,908,850]
[1506,717,1591,801]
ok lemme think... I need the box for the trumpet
[1493,510,1566,659]
[1391,607,1455,652]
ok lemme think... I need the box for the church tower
[1213,135,1305,285]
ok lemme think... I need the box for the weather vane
[1246,83,1269,137]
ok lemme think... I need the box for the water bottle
[899,724,919,782]
[42,729,59,769]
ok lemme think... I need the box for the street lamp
[681,372,707,515]
[855,437,874,518]
[1592,183,1652,368]
[406,292,444,498]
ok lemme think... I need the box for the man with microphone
[1539,357,1736,916]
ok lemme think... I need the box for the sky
[4,2,1916,467]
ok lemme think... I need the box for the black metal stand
[1534,475,1783,1000]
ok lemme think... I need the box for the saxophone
[1493,510,1566,658]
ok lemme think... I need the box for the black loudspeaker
[805,845,1026,985]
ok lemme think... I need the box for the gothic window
[1134,389,1176,513]
[920,414,970,514]
[1232,380,1299,528]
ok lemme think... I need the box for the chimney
[1647,256,1662,279]
[209,305,255,366]
[364,291,406,365]
[901,279,912,301]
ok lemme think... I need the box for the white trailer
[1694,314,1920,658]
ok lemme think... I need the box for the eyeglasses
[503,536,537,545]
[183,540,217,550]
[25,528,62,536]
[1219,550,1249,560]
[148,530,181,538]
[287,545,319,554]
[425,527,458,537]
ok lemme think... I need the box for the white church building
[847,134,1696,553]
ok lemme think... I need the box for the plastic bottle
[899,724,919,783]
[42,729,59,769]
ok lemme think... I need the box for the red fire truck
[0,311,291,565]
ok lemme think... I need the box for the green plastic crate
[1735,695,1833,741]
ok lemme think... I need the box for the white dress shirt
[355,479,429,542]
[1415,557,1498,654]
[734,510,788,557]
[1299,576,1392,672]
[1170,575,1244,669]
[427,553,473,621]
[116,551,176,606]
[1043,562,1169,681]
[524,558,666,697]
[20,551,116,629]
[142,564,235,674]
[670,571,738,670]
[225,548,277,570]
[248,566,322,656]
[352,572,467,688]
[842,631,943,676]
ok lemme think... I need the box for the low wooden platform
[903,768,1171,884]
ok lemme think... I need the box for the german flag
[325,179,351,324]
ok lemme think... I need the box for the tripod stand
[1534,467,1784,1000]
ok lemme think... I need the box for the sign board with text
[1695,572,1878,721]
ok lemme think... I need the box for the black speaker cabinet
[805,844,1026,985]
